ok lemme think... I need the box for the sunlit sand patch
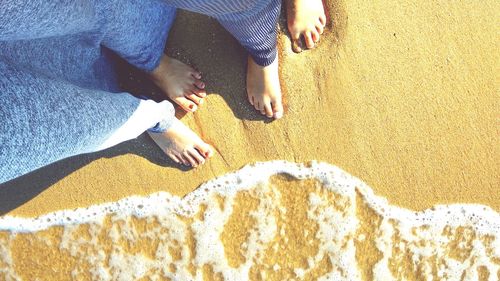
[0,161,498,281]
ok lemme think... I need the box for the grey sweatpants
[0,0,281,183]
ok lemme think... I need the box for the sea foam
[0,161,498,281]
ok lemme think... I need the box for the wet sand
[1,162,498,280]
[1,0,497,217]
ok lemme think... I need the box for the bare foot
[148,118,213,167]
[286,0,327,52]
[246,56,284,119]
[150,55,207,112]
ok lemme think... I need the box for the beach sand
[0,0,498,279]
[2,0,497,216]
[1,162,499,280]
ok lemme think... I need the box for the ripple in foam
[0,161,498,281]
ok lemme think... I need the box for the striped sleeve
[165,0,281,66]
[215,0,281,66]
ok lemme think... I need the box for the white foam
[1,161,498,234]
[0,161,498,281]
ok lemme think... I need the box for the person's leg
[101,0,175,73]
[100,99,213,168]
[101,0,207,112]
[0,0,124,92]
[0,0,100,41]
[148,55,207,113]
[285,0,327,52]
[215,0,284,119]
[147,120,213,168]
[0,60,140,183]
[164,0,284,119]
[0,61,212,183]
[0,34,117,92]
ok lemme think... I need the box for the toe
[194,80,205,89]
[248,94,255,106]
[316,22,324,35]
[188,149,205,166]
[191,71,202,79]
[186,93,203,105]
[291,31,302,53]
[195,142,213,158]
[167,153,182,165]
[183,152,198,167]
[304,31,315,49]
[264,103,273,118]
[272,99,284,119]
[319,14,327,26]
[311,29,320,43]
[291,29,301,41]
[292,39,303,53]
[191,87,207,98]
[178,154,190,166]
[254,101,263,112]
[174,97,197,112]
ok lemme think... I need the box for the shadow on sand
[0,10,279,215]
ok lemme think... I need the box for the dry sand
[0,0,499,276]
[1,0,497,217]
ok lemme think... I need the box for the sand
[0,3,499,279]
[1,162,498,280]
[1,0,497,217]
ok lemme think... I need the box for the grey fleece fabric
[0,0,280,183]
[0,0,177,183]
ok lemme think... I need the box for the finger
[188,149,205,166]
[264,102,273,118]
[304,31,315,49]
[183,152,198,167]
[174,97,197,112]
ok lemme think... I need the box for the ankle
[150,55,168,79]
